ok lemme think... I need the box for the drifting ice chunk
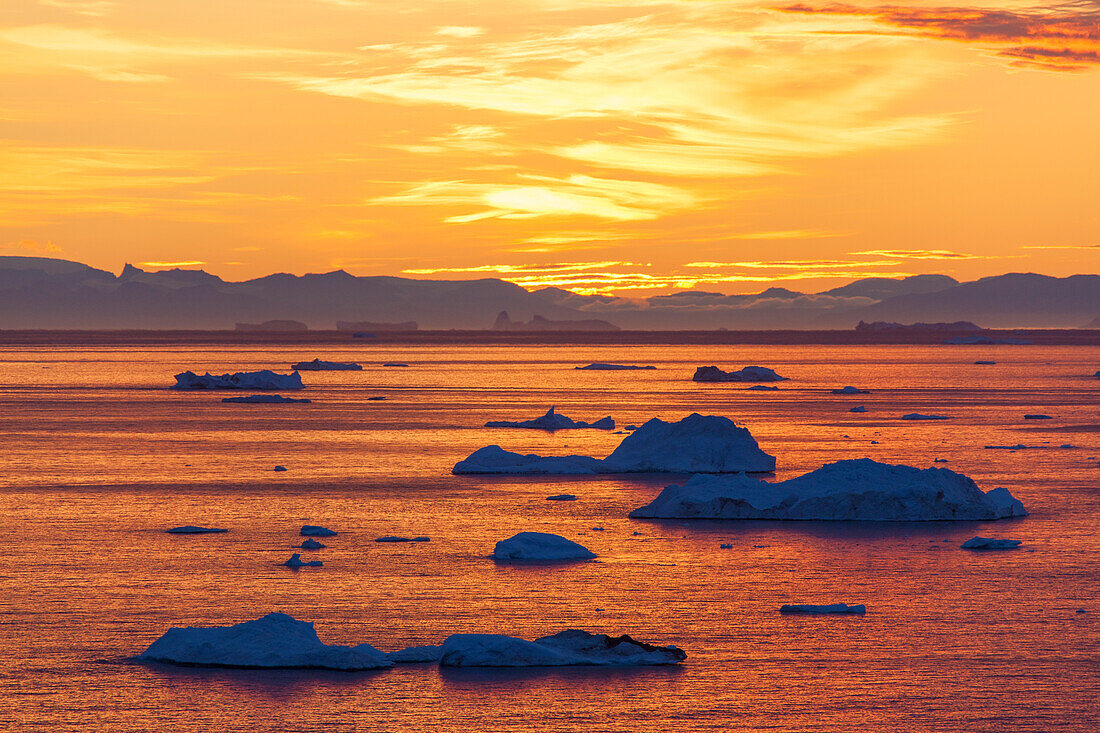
[575,363,656,370]
[492,532,596,563]
[546,494,578,501]
[298,539,326,549]
[301,525,337,536]
[136,613,391,670]
[629,458,1027,521]
[693,365,788,382]
[454,446,604,475]
[831,386,868,395]
[273,465,287,472]
[172,370,304,390]
[284,553,322,568]
[961,536,1022,550]
[1023,414,1053,420]
[382,362,409,367]
[290,359,362,371]
[747,385,779,391]
[375,536,430,542]
[901,413,950,420]
[485,406,615,431]
[781,604,865,614]
[166,526,227,534]
[221,394,311,404]
[975,360,996,365]
[439,630,684,667]
[850,406,867,413]
[387,645,443,663]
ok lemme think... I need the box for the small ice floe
[167,526,227,534]
[575,363,656,371]
[780,603,866,615]
[222,394,311,404]
[438,630,685,667]
[492,532,596,563]
[172,370,304,390]
[850,406,867,413]
[719,543,733,549]
[298,539,326,549]
[273,465,287,471]
[367,396,387,401]
[629,458,1027,521]
[546,494,578,501]
[382,362,409,367]
[901,413,951,420]
[974,360,996,365]
[136,613,390,670]
[984,444,1031,450]
[934,458,948,463]
[1024,414,1053,420]
[455,413,777,475]
[375,536,430,543]
[831,386,868,395]
[692,365,788,383]
[291,359,362,371]
[961,537,1022,550]
[591,526,605,531]
[284,553,323,568]
[387,645,443,663]
[746,385,779,391]
[301,525,337,536]
[485,406,614,431]
[1077,609,1088,614]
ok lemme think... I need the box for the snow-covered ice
[300,525,338,536]
[901,413,951,420]
[575,363,656,370]
[492,532,596,563]
[961,536,1022,550]
[455,414,777,475]
[173,370,304,390]
[166,526,227,534]
[284,553,323,568]
[438,630,685,667]
[693,366,788,382]
[780,603,866,614]
[831,386,868,394]
[136,613,391,670]
[221,394,311,403]
[485,406,615,431]
[629,458,1027,521]
[291,358,362,371]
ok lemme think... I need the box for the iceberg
[831,386,868,395]
[492,532,596,563]
[455,414,776,475]
[382,362,409,367]
[850,406,867,413]
[273,465,287,472]
[136,613,391,670]
[298,539,326,549]
[439,630,685,667]
[975,360,996,365]
[284,553,322,568]
[166,526,227,534]
[961,536,1022,550]
[221,394,311,404]
[546,494,578,501]
[290,358,362,371]
[901,413,951,420]
[693,365,788,383]
[172,370,304,390]
[367,396,387,401]
[484,406,615,431]
[375,536,430,543]
[780,603,866,615]
[301,525,338,536]
[1023,414,1053,420]
[575,363,656,370]
[629,458,1027,521]
[747,385,779,391]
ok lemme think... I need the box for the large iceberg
[492,532,596,563]
[455,414,776,475]
[173,370,304,390]
[136,613,392,670]
[484,406,614,431]
[291,358,362,371]
[693,366,788,382]
[629,458,1027,521]
[575,363,656,371]
[438,630,685,667]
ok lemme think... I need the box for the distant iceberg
[575,363,656,371]
[492,532,596,563]
[780,603,866,615]
[298,539,326,549]
[629,458,1027,521]
[375,536,430,543]
[136,613,391,670]
[546,494,578,501]
[291,358,362,371]
[831,386,868,395]
[438,630,685,667]
[961,537,1022,550]
[221,394,310,404]
[455,414,777,475]
[850,406,867,413]
[300,525,337,536]
[693,366,788,383]
[284,553,322,568]
[1023,414,1053,420]
[166,526,227,534]
[173,370,304,390]
[485,406,614,431]
[901,413,950,420]
[747,385,779,391]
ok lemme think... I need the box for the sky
[0,0,1097,295]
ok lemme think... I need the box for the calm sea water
[0,342,1096,732]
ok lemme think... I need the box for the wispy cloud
[685,258,900,269]
[850,248,990,259]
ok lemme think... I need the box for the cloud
[435,26,484,38]
[850,248,990,259]
[685,258,900,269]
[779,3,1100,71]
[402,261,641,275]
[0,237,63,255]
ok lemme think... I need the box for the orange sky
[0,0,1097,295]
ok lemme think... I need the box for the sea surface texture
[0,342,1096,732]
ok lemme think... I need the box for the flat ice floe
[831,386,868,394]
[375,536,430,542]
[454,413,777,475]
[173,370,304,390]
[136,613,391,670]
[693,365,788,382]
[780,603,866,614]
[291,358,362,371]
[438,630,685,667]
[575,363,656,370]
[300,525,338,536]
[961,537,1022,550]
[901,413,951,420]
[221,394,311,403]
[850,406,867,413]
[492,532,596,563]
[484,406,614,431]
[166,526,227,534]
[629,458,1027,521]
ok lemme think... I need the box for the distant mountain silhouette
[0,257,1095,329]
